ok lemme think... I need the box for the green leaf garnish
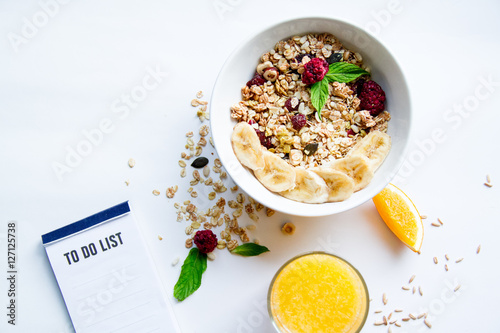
[173,248,207,301]
[310,79,330,120]
[231,243,270,256]
[310,62,370,118]
[325,62,370,83]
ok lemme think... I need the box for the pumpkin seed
[303,143,319,156]
[191,157,209,168]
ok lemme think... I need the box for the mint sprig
[173,248,207,301]
[310,62,369,119]
[231,243,270,256]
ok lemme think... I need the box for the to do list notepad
[42,201,180,333]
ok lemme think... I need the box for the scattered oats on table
[128,158,135,168]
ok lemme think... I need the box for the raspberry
[193,230,218,254]
[349,78,366,96]
[246,73,266,87]
[291,114,307,131]
[284,98,299,112]
[358,81,386,116]
[302,58,329,85]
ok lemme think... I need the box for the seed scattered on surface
[477,245,481,254]
[486,174,491,183]
[374,310,383,314]
[383,316,387,325]
[374,321,384,326]
[128,158,135,168]
[402,286,410,291]
[433,257,438,264]
[412,286,416,294]
[454,284,461,292]
[171,257,179,266]
[178,160,187,168]
[424,319,432,328]
[417,313,426,319]
[389,319,397,325]
[281,222,296,235]
[437,218,444,225]
[409,313,416,320]
[191,157,209,168]
[387,313,392,321]
[388,326,392,333]
[455,258,464,263]
[419,286,423,296]
[445,254,449,261]
[431,222,441,227]
[402,318,410,322]
[394,309,403,313]
[484,182,493,188]
[409,275,416,283]
[420,215,427,219]
[445,264,449,271]
[158,235,163,241]
[395,322,401,327]
[196,91,203,99]
[152,189,160,196]
[125,180,130,186]
[383,293,388,305]
[207,252,216,261]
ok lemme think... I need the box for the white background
[1,0,499,332]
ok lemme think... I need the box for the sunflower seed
[383,293,388,305]
[484,182,493,188]
[433,257,438,264]
[394,309,403,313]
[431,222,441,227]
[303,143,319,156]
[477,245,481,254]
[424,319,432,328]
[374,310,383,314]
[445,264,449,271]
[445,254,449,261]
[454,284,461,292]
[402,286,410,291]
[455,258,464,263]
[438,218,444,225]
[374,321,384,326]
[409,275,416,283]
[418,313,426,319]
[409,313,416,320]
[420,215,428,219]
[419,286,423,296]
[395,322,401,327]
[171,257,180,266]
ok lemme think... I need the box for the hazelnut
[263,67,279,82]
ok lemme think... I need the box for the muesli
[230,33,392,203]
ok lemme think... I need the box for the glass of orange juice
[268,252,369,333]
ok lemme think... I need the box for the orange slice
[372,183,423,253]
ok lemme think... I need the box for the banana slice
[254,149,296,192]
[280,168,329,204]
[231,122,265,171]
[310,167,355,202]
[348,130,391,170]
[330,155,374,192]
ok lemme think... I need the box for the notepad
[42,201,180,333]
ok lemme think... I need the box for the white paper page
[42,202,180,333]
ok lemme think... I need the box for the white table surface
[1,0,499,332]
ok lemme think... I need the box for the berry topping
[346,129,356,137]
[256,129,274,149]
[326,53,343,64]
[301,58,329,85]
[246,73,266,87]
[263,67,279,82]
[349,78,366,96]
[358,81,386,116]
[295,53,315,63]
[291,113,307,131]
[193,230,218,254]
[284,97,299,112]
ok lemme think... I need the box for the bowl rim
[210,16,412,217]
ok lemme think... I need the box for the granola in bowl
[230,33,392,204]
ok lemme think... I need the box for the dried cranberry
[358,81,386,116]
[295,53,315,63]
[193,230,218,254]
[350,78,366,96]
[256,129,273,149]
[284,98,299,112]
[246,73,266,87]
[302,58,329,85]
[347,129,356,137]
[291,114,307,131]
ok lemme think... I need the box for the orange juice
[268,252,369,333]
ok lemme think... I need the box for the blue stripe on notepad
[41,201,130,245]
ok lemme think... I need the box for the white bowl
[210,17,411,217]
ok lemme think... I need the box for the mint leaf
[325,62,369,83]
[173,248,207,301]
[231,243,270,256]
[310,79,330,120]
